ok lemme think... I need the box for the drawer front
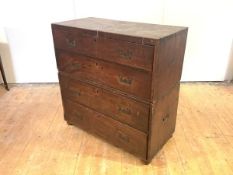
[97,38,154,71]
[63,99,147,159]
[56,51,151,100]
[52,25,154,71]
[59,73,149,133]
[52,25,97,57]
[63,99,91,130]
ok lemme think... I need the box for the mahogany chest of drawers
[51,17,188,164]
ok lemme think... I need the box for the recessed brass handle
[118,106,131,115]
[118,75,132,85]
[65,38,76,48]
[118,49,132,60]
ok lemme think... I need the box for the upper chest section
[52,17,187,71]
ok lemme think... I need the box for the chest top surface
[53,17,187,41]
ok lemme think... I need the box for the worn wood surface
[52,18,188,163]
[63,99,147,159]
[96,37,154,71]
[0,83,233,175]
[56,50,152,100]
[59,74,150,133]
[148,84,180,161]
[53,17,187,45]
[152,30,187,101]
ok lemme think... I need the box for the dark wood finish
[59,73,150,133]
[151,30,188,101]
[52,25,154,71]
[52,25,97,57]
[96,37,154,71]
[63,99,147,158]
[52,17,186,45]
[56,50,152,100]
[52,17,188,163]
[147,83,180,162]
[0,55,9,91]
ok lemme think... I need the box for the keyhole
[94,88,99,95]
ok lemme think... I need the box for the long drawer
[59,73,150,133]
[56,50,151,100]
[52,25,154,71]
[63,99,147,159]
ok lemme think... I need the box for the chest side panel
[147,29,188,161]
[153,30,188,101]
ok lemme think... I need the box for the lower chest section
[62,94,148,159]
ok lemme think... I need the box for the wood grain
[56,50,152,100]
[0,83,233,174]
[59,74,150,133]
[53,17,187,45]
[52,18,188,163]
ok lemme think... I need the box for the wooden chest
[51,17,188,164]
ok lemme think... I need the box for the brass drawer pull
[118,106,131,115]
[65,38,76,48]
[118,76,132,85]
[117,131,129,143]
[118,49,132,60]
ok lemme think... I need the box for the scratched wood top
[53,17,187,44]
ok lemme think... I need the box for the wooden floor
[0,83,233,175]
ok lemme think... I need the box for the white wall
[74,0,233,82]
[0,0,75,83]
[163,0,233,81]
[0,0,233,83]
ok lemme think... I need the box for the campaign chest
[51,17,188,163]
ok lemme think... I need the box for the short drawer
[59,73,149,133]
[52,25,97,57]
[97,37,154,71]
[56,51,151,100]
[63,99,147,159]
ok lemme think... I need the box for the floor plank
[0,83,233,175]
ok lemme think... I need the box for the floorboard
[0,83,233,175]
